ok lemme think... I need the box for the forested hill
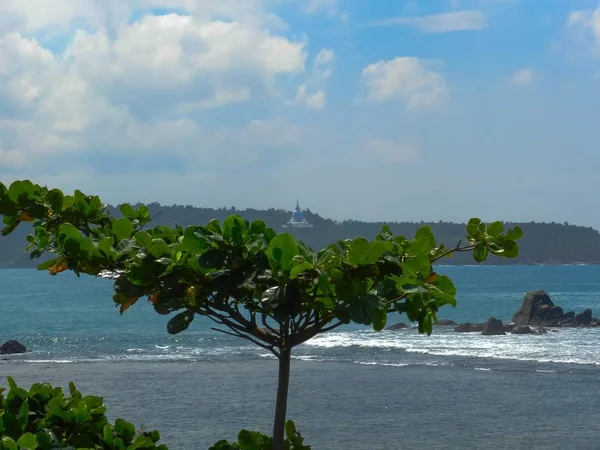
[1,203,600,268]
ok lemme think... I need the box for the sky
[1,1,600,227]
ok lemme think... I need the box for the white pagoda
[282,200,313,228]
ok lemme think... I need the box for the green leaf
[113,218,133,242]
[98,237,115,257]
[46,189,64,212]
[8,180,33,203]
[119,204,135,219]
[267,233,299,272]
[466,218,481,236]
[473,245,489,263]
[115,418,136,442]
[17,433,38,449]
[222,215,248,245]
[1,437,18,450]
[59,223,80,239]
[37,256,64,271]
[149,239,169,258]
[368,240,386,263]
[404,253,430,278]
[74,190,91,217]
[432,274,456,297]
[506,226,523,241]
[347,238,370,266]
[290,261,313,279]
[501,240,519,258]
[182,226,206,253]
[167,311,194,335]
[415,226,435,250]
[249,220,266,236]
[372,307,387,331]
[487,221,504,237]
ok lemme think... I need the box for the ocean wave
[303,329,600,366]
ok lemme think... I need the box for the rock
[436,320,458,326]
[512,290,554,326]
[503,323,516,333]
[557,318,578,328]
[563,311,575,319]
[481,317,506,336]
[575,309,592,325]
[511,325,533,335]
[0,340,27,354]
[386,322,408,330]
[536,327,548,335]
[455,322,485,333]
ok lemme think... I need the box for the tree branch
[211,327,279,358]
[431,241,477,263]
[319,321,344,333]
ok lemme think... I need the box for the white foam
[302,328,600,366]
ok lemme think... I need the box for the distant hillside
[1,203,600,268]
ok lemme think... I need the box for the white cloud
[305,90,327,110]
[0,3,315,172]
[364,138,418,164]
[303,0,343,17]
[361,57,446,108]
[291,48,335,110]
[510,68,534,85]
[370,10,487,33]
[568,8,600,54]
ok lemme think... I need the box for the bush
[0,377,167,450]
[209,421,310,450]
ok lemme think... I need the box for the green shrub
[0,377,167,450]
[209,420,310,450]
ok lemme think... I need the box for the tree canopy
[0,180,523,450]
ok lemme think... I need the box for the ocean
[2,266,600,449]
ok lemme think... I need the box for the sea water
[1,266,600,449]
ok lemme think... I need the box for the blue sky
[0,0,599,227]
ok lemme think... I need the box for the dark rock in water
[558,318,579,328]
[436,320,458,326]
[481,317,506,336]
[575,309,592,325]
[387,322,409,330]
[455,322,485,333]
[511,290,596,328]
[0,340,27,354]
[512,325,533,335]
[503,323,516,332]
[512,290,554,326]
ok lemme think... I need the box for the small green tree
[0,180,522,450]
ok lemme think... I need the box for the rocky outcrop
[481,317,506,336]
[511,291,599,328]
[436,320,458,326]
[0,340,26,354]
[511,325,533,334]
[455,322,486,333]
[575,309,592,325]
[386,322,409,330]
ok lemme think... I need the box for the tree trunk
[273,347,291,450]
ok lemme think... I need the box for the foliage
[209,420,310,450]
[0,180,521,338]
[0,377,167,450]
[0,180,522,449]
